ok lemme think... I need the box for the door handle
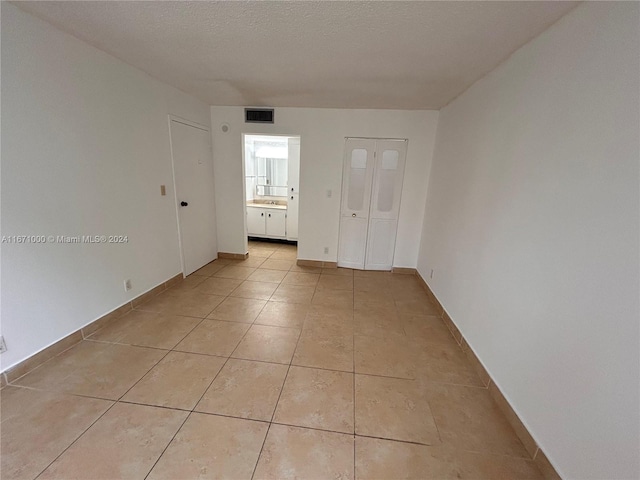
[291,196,294,200]
[352,213,356,217]
[180,201,188,207]
[261,213,264,216]
[268,213,271,217]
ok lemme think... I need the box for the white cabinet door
[266,210,287,237]
[247,207,266,235]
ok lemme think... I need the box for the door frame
[168,114,213,277]
[241,132,302,252]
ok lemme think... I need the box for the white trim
[169,114,210,132]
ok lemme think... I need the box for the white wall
[417,3,639,479]
[211,107,438,266]
[0,4,211,371]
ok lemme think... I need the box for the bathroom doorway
[242,134,300,255]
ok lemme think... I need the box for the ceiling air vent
[245,108,274,124]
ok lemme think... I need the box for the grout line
[142,411,192,480]
[34,400,119,479]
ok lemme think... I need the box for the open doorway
[242,134,300,257]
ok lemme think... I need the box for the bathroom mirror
[256,156,288,196]
[245,138,289,198]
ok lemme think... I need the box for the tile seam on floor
[142,410,193,480]
[32,398,119,479]
[249,306,306,480]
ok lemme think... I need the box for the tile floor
[0,241,543,479]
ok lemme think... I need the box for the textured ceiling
[15,1,579,109]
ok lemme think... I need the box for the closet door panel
[338,216,368,269]
[338,138,375,269]
[365,218,397,270]
[369,140,407,220]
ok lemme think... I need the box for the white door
[365,140,407,270]
[337,139,375,269]
[247,207,266,235]
[337,138,407,271]
[170,118,217,276]
[266,210,287,237]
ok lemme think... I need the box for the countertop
[246,202,287,210]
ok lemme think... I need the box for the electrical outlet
[124,279,132,292]
[326,189,332,198]
[430,269,434,279]
[0,336,7,354]
[324,247,329,254]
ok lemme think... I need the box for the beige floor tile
[260,258,294,271]
[355,375,439,444]
[289,264,322,273]
[214,257,238,265]
[395,297,440,315]
[122,352,226,410]
[15,341,165,400]
[0,387,112,480]
[293,329,353,372]
[232,324,300,364]
[193,261,226,276]
[196,359,288,421]
[235,256,267,268]
[88,310,200,350]
[418,343,484,386]
[147,413,268,480]
[271,284,316,304]
[355,437,542,480]
[354,310,404,338]
[426,383,530,458]
[175,320,250,357]
[194,276,243,296]
[248,248,277,258]
[230,280,278,300]
[255,302,309,329]
[317,274,354,291]
[247,268,288,283]
[321,267,353,276]
[354,275,393,293]
[312,289,354,309]
[214,265,257,280]
[165,274,207,293]
[354,290,397,309]
[270,249,298,260]
[400,314,457,345]
[304,305,354,335]
[353,270,393,278]
[282,271,320,286]
[253,424,354,480]
[208,296,267,323]
[38,403,187,480]
[137,290,225,318]
[354,333,419,379]
[274,366,354,433]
